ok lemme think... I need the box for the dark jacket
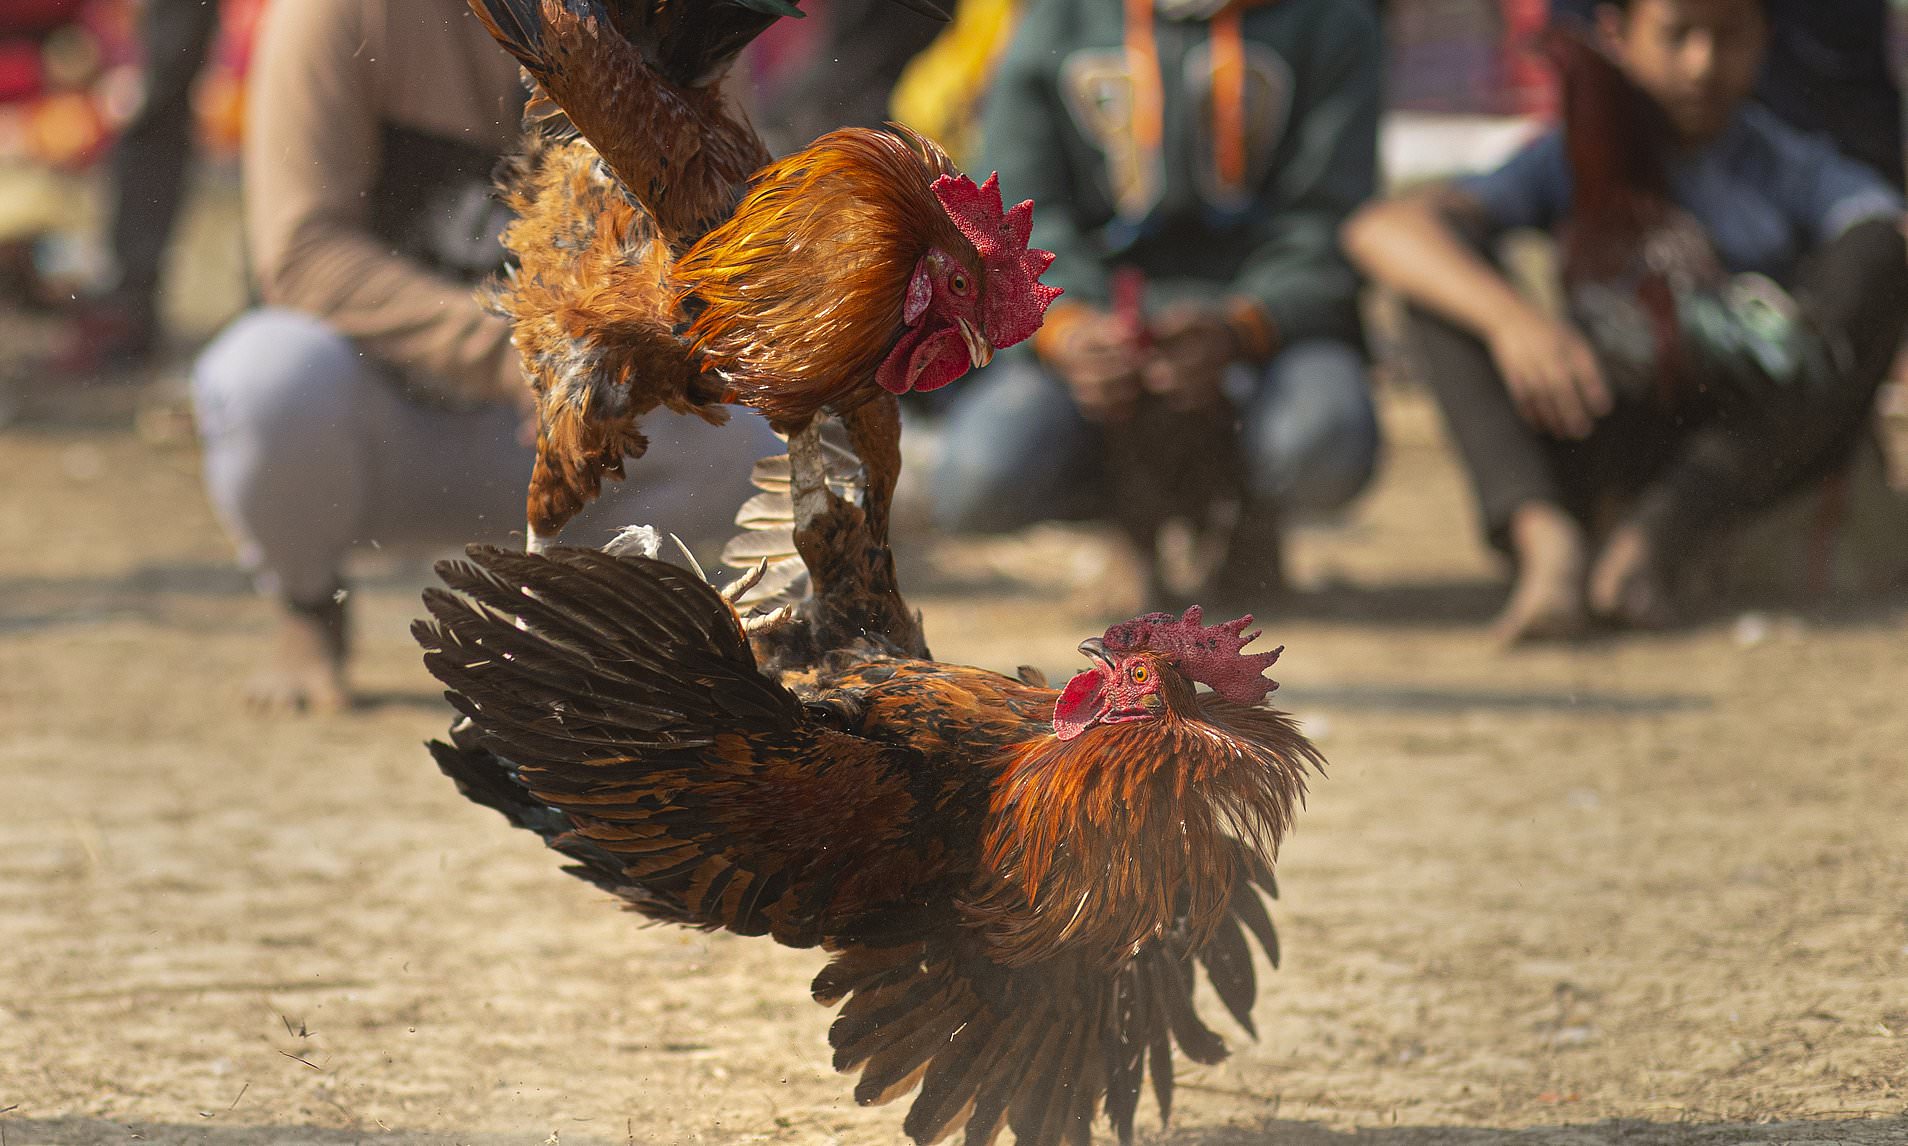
[981,0,1381,347]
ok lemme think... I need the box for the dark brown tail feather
[816,857,1280,1146]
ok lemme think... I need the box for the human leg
[930,359,1106,534]
[1403,304,1592,639]
[520,409,782,560]
[104,0,220,351]
[1204,339,1381,604]
[1236,338,1381,514]
[192,309,381,710]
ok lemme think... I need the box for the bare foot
[1588,520,1678,630]
[245,594,351,714]
[1494,502,1590,644]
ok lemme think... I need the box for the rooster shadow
[8,1113,1903,1146]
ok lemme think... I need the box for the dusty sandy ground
[3,372,1905,1146]
[3,172,1907,1145]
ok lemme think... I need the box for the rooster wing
[417,545,971,944]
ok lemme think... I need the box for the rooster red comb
[931,171,1062,349]
[1101,606,1283,706]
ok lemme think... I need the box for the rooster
[415,425,1323,1145]
[1544,26,1825,406]
[470,0,1061,551]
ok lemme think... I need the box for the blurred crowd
[3,0,1908,709]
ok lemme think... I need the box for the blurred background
[3,4,1907,1142]
[8,0,1908,425]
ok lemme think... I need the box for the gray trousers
[931,339,1381,533]
[192,308,780,604]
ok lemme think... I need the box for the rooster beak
[1077,636,1113,672]
[957,317,994,368]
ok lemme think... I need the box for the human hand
[1484,305,1611,440]
[1141,304,1238,413]
[1044,308,1144,422]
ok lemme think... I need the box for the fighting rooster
[415,472,1322,1143]
[471,0,1060,550]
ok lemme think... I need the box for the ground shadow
[8,1114,1902,1146]
[1171,1115,1908,1146]
[892,547,1073,602]
[1275,579,1507,627]
[1278,683,1710,715]
[0,560,437,635]
[353,688,452,713]
[0,1117,592,1146]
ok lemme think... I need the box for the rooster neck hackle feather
[975,683,1315,968]
[674,126,969,423]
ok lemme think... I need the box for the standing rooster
[470,0,1061,550]
[415,445,1322,1144]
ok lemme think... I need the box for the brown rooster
[415,476,1322,1144]
[471,0,1061,551]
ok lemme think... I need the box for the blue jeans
[192,308,780,603]
[931,339,1381,533]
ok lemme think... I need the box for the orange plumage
[468,0,1058,550]
[675,128,969,424]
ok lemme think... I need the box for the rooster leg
[786,416,835,535]
[839,394,902,544]
[526,525,558,555]
[787,416,929,658]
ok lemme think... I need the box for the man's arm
[242,0,520,403]
[1341,185,1539,342]
[1343,184,1610,440]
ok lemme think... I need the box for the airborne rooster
[416,441,1322,1145]
[470,0,1060,550]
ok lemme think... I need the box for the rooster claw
[722,558,772,603]
[740,603,797,636]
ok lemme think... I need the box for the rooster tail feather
[425,725,633,895]
[467,0,549,77]
[818,871,1281,1146]
[470,0,831,92]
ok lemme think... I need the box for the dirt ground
[3,183,1907,1146]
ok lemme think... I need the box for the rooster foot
[740,603,797,636]
[721,558,771,603]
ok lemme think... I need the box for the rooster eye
[1130,664,1150,684]
[950,272,970,295]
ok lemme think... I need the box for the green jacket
[981,0,1379,348]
